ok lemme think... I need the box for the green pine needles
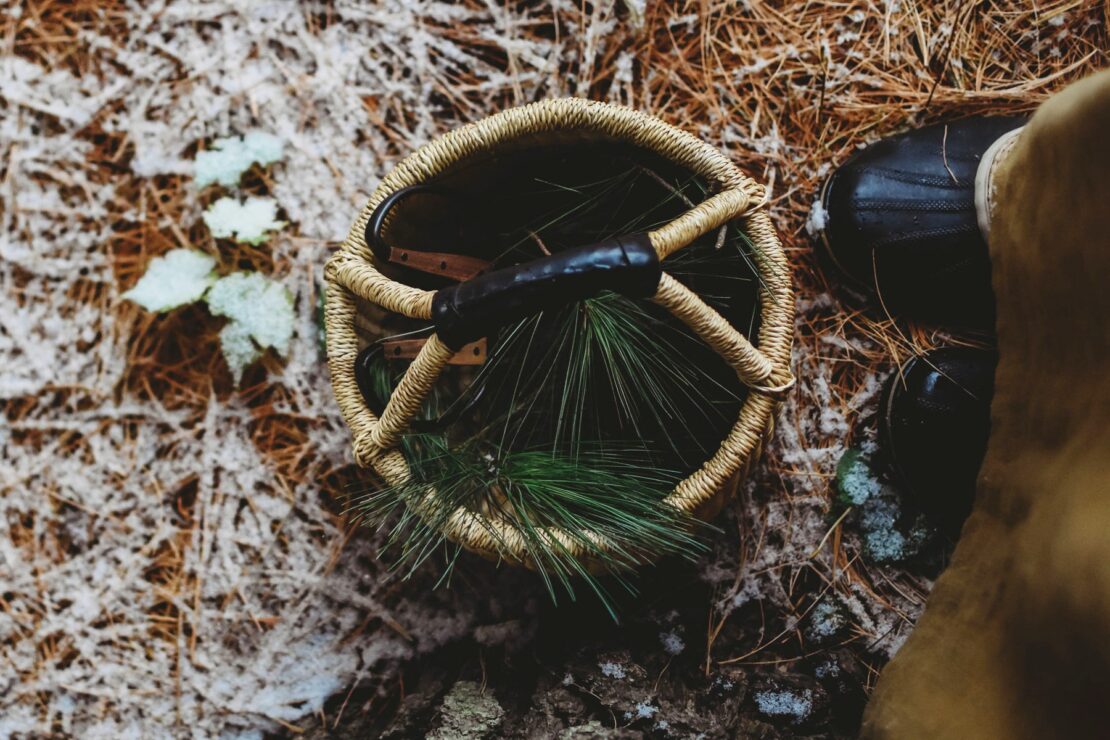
[349,148,761,615]
[353,436,704,611]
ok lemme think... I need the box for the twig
[809,506,853,559]
[941,125,959,185]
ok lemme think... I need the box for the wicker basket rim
[324,97,795,569]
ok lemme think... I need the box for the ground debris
[1,0,1102,736]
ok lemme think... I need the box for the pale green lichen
[121,249,216,313]
[428,681,504,740]
[859,489,931,562]
[207,272,294,355]
[836,448,934,563]
[598,661,626,679]
[659,629,685,655]
[206,272,294,384]
[836,448,882,506]
[806,599,846,642]
[623,701,658,720]
[560,720,620,739]
[202,196,285,245]
[754,689,813,724]
[218,321,262,385]
[194,131,284,188]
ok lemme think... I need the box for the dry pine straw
[1,0,1106,733]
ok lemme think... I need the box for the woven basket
[324,98,794,570]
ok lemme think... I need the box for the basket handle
[431,232,661,349]
[366,184,492,281]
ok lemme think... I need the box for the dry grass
[1,0,1106,733]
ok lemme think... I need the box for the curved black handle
[365,184,445,262]
[432,232,660,349]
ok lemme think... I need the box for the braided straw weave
[324,98,795,570]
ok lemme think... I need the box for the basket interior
[351,132,766,586]
[361,134,764,470]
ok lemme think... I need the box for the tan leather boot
[861,69,1110,740]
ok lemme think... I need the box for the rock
[375,668,453,740]
[427,681,505,740]
[581,651,649,704]
[559,719,642,739]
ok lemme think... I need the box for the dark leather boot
[880,346,996,530]
[814,117,1024,324]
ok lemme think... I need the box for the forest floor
[1,1,1104,737]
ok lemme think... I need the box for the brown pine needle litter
[0,0,1105,735]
